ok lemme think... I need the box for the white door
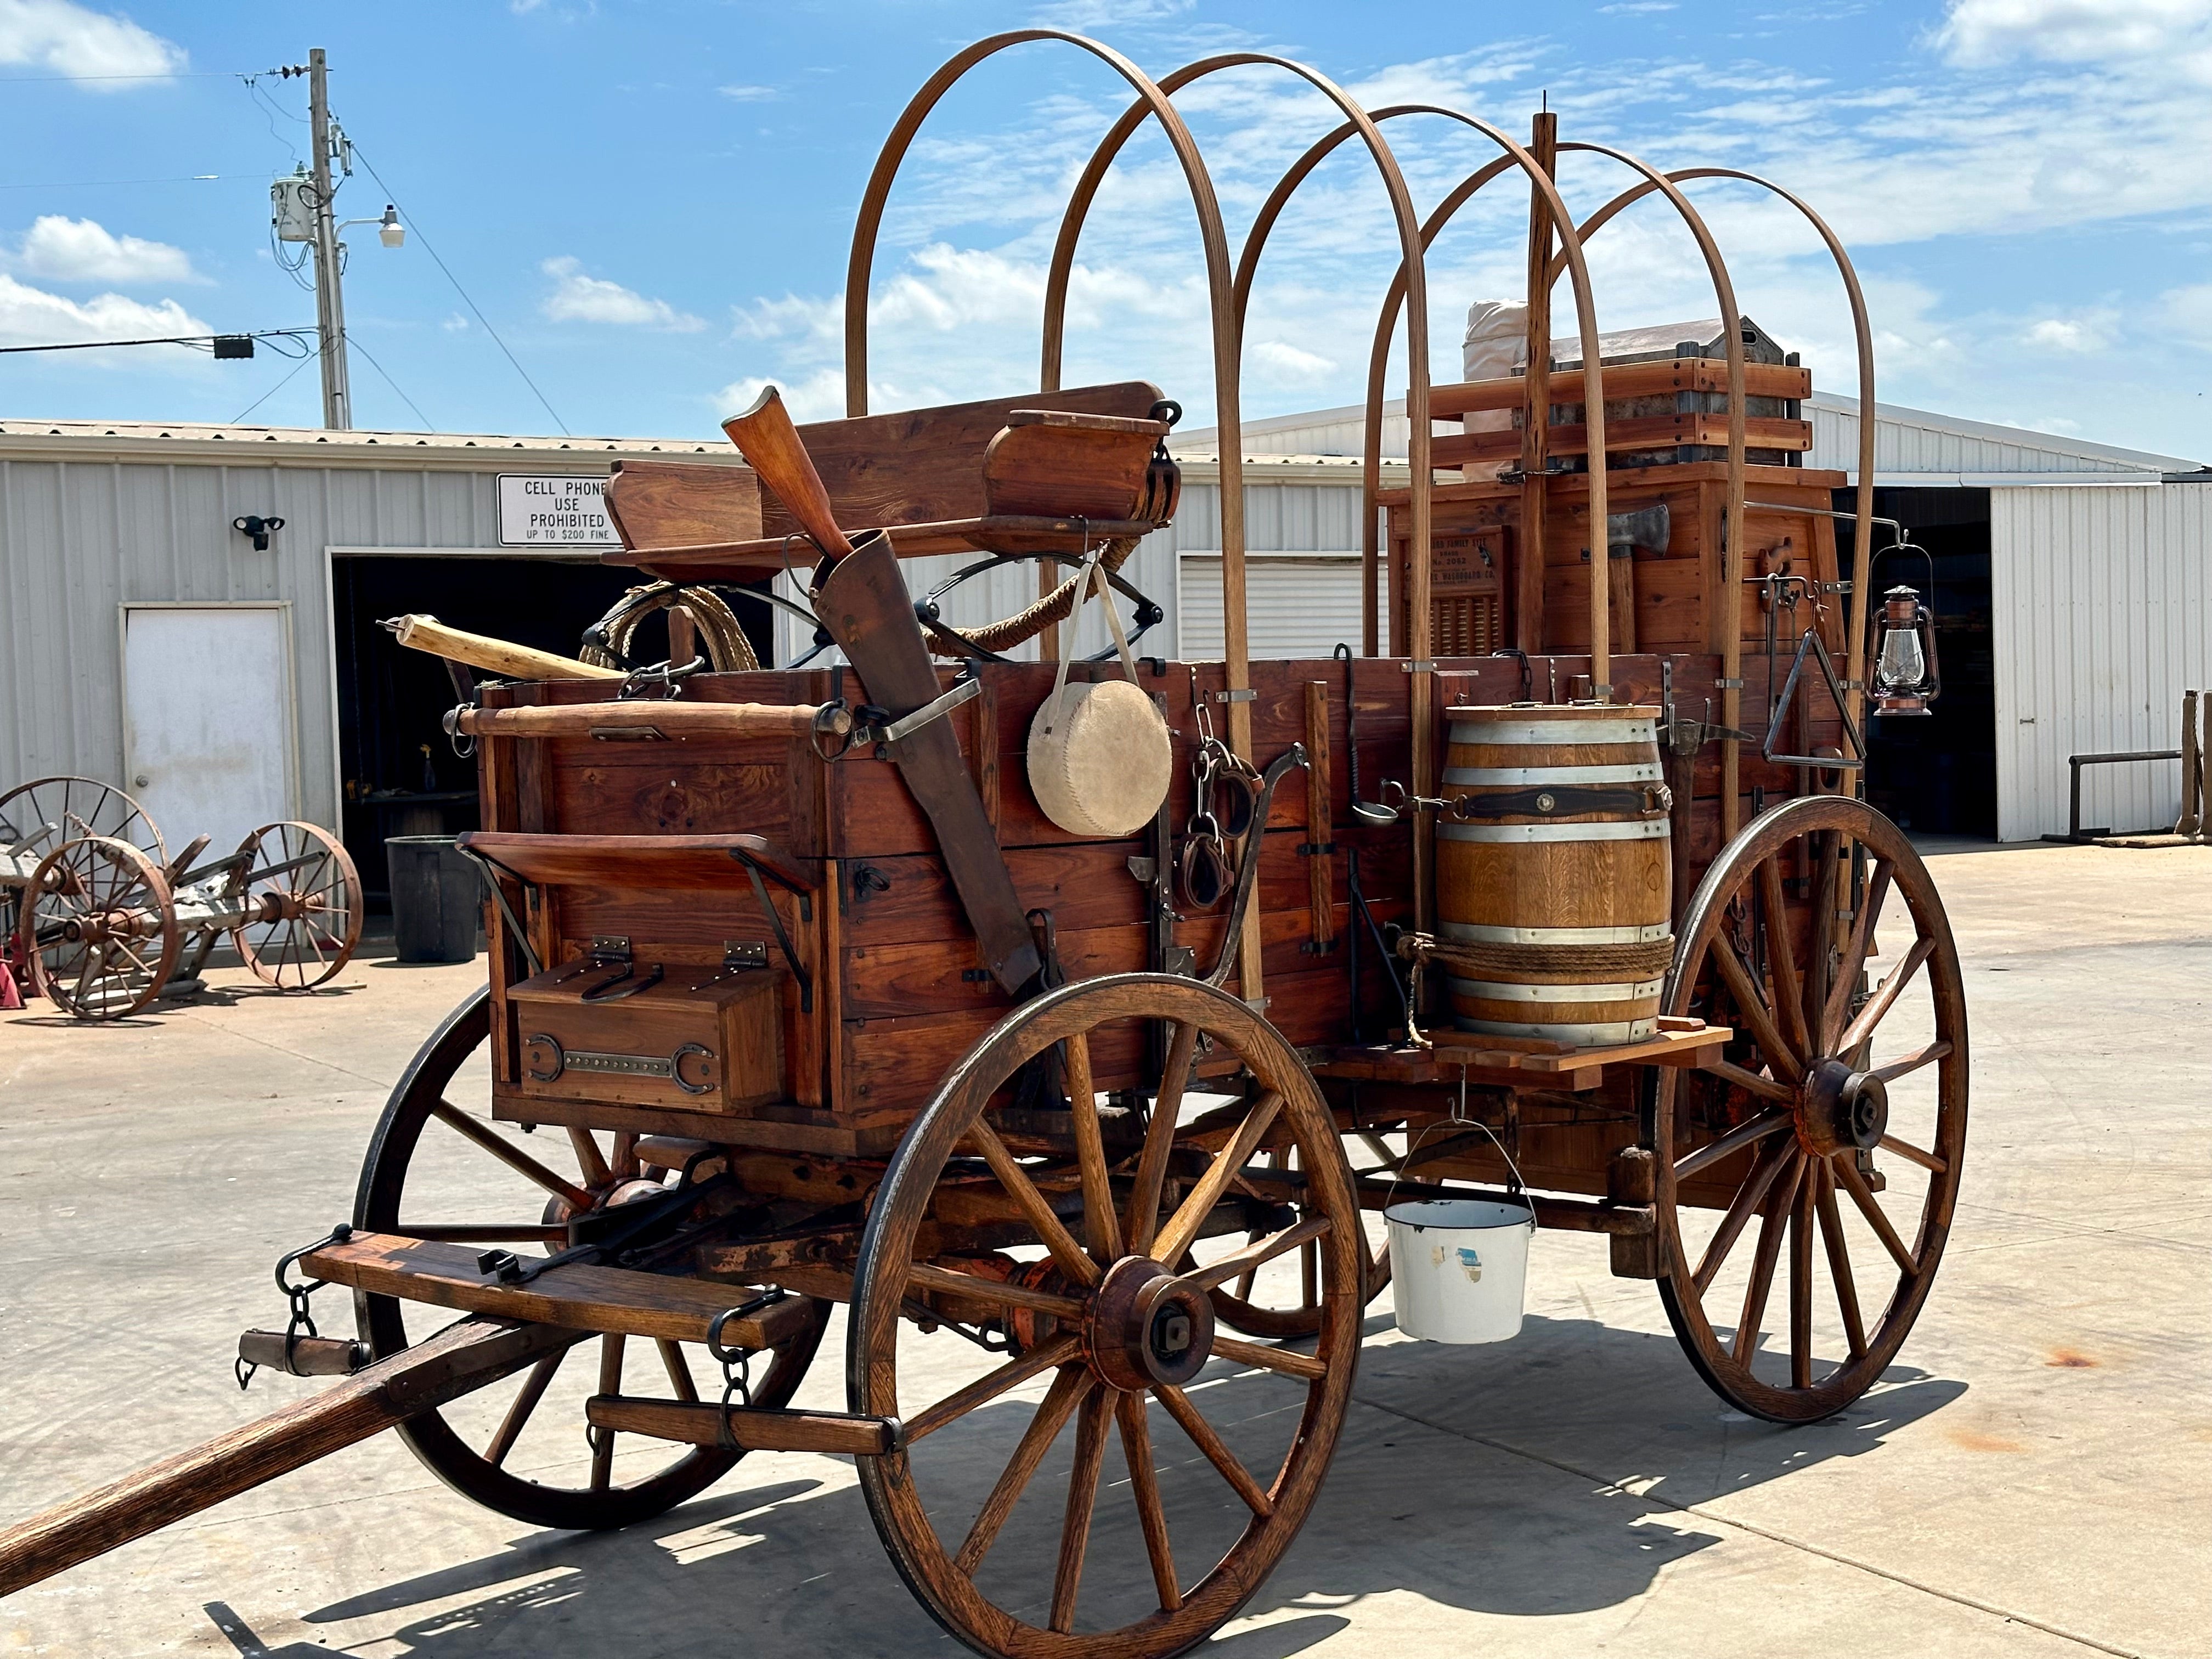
[122,605,296,865]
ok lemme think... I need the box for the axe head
[1606,503,1671,555]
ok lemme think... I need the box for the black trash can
[385,836,481,963]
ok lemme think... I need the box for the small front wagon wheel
[1655,795,1967,1423]
[354,986,828,1528]
[850,973,1362,1659]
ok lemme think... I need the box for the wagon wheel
[1654,795,1967,1423]
[0,775,166,864]
[354,986,830,1528]
[850,973,1362,1659]
[1,776,165,947]
[229,821,364,990]
[1202,1141,1391,1340]
[16,836,180,1020]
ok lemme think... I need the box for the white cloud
[2163,283,2212,350]
[1599,2,1678,12]
[539,256,704,331]
[1934,0,2212,65]
[2022,314,2116,353]
[1028,0,1193,26]
[1252,339,1333,379]
[717,83,778,101]
[442,311,469,332]
[715,369,848,425]
[13,215,196,284]
[0,272,208,356]
[0,0,184,82]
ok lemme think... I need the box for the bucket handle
[1384,1064,1535,1226]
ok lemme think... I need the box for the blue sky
[2,0,2208,461]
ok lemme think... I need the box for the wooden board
[303,1232,821,1346]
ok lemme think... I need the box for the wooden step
[303,1232,816,1347]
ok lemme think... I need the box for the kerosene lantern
[1871,584,1940,715]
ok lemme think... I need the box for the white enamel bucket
[1384,1196,1537,1344]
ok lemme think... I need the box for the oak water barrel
[1435,704,1673,1047]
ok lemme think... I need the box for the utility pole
[305,48,351,430]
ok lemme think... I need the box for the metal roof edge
[1806,392,2203,472]
[0,419,746,471]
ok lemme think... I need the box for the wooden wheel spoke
[1063,1030,1121,1263]
[1731,1156,1804,1363]
[1115,1391,1181,1611]
[1814,1163,1869,1359]
[953,1366,1092,1575]
[1821,860,1892,1051]
[567,1127,613,1190]
[1675,1110,1791,1182]
[1695,1057,1795,1104]
[1210,1334,1328,1381]
[1153,1091,1283,1267]
[1833,1153,1919,1274]
[1692,1136,1795,1294]
[1788,1164,1815,1389]
[1048,1387,1113,1632]
[589,1334,625,1492]
[905,1333,1081,1443]
[1837,935,1933,1056]
[1125,1020,1200,1254]
[967,1120,1099,1288]
[1758,855,1811,1062]
[1870,1040,1951,1088]
[428,1099,595,1212]
[486,1348,567,1468]
[906,1261,1088,1323]
[1709,933,1803,1082]
[1877,1132,1947,1174]
[1155,1384,1272,1516]
[657,1339,698,1402]
[1184,1215,1331,1292]
[1803,831,1840,1059]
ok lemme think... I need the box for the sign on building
[496,474,619,547]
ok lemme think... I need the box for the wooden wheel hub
[1798,1056,1889,1156]
[1085,1254,1215,1392]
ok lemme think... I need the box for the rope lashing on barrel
[922,535,1143,658]
[1390,932,1677,1049]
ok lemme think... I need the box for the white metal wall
[1991,481,2211,840]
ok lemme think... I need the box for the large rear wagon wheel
[353,986,828,1529]
[1655,795,1967,1423]
[850,974,1362,1659]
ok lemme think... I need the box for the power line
[231,351,319,425]
[0,70,254,83]
[0,327,317,356]
[346,334,435,431]
[345,139,570,435]
[0,174,236,190]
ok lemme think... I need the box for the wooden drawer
[504,957,782,1115]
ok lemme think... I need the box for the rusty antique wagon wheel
[1,776,166,949]
[354,986,830,1529]
[16,835,180,1020]
[1654,794,1967,1423]
[229,821,363,990]
[850,973,1362,1659]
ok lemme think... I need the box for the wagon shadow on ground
[251,1312,1962,1658]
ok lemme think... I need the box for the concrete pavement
[2,840,2205,1657]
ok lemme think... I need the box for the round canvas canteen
[1026,549,1171,837]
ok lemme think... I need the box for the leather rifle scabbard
[816,533,1042,996]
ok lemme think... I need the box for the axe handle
[386,614,620,682]
[721,386,853,560]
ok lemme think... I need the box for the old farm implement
[1,29,1963,1658]
[1,776,362,1018]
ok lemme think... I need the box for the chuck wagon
[0,30,1965,1659]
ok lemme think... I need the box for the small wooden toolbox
[504,951,782,1115]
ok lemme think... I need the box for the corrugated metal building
[4,393,2204,864]
[1171,397,2210,843]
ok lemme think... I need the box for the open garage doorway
[329,553,759,913]
[1837,488,1996,840]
